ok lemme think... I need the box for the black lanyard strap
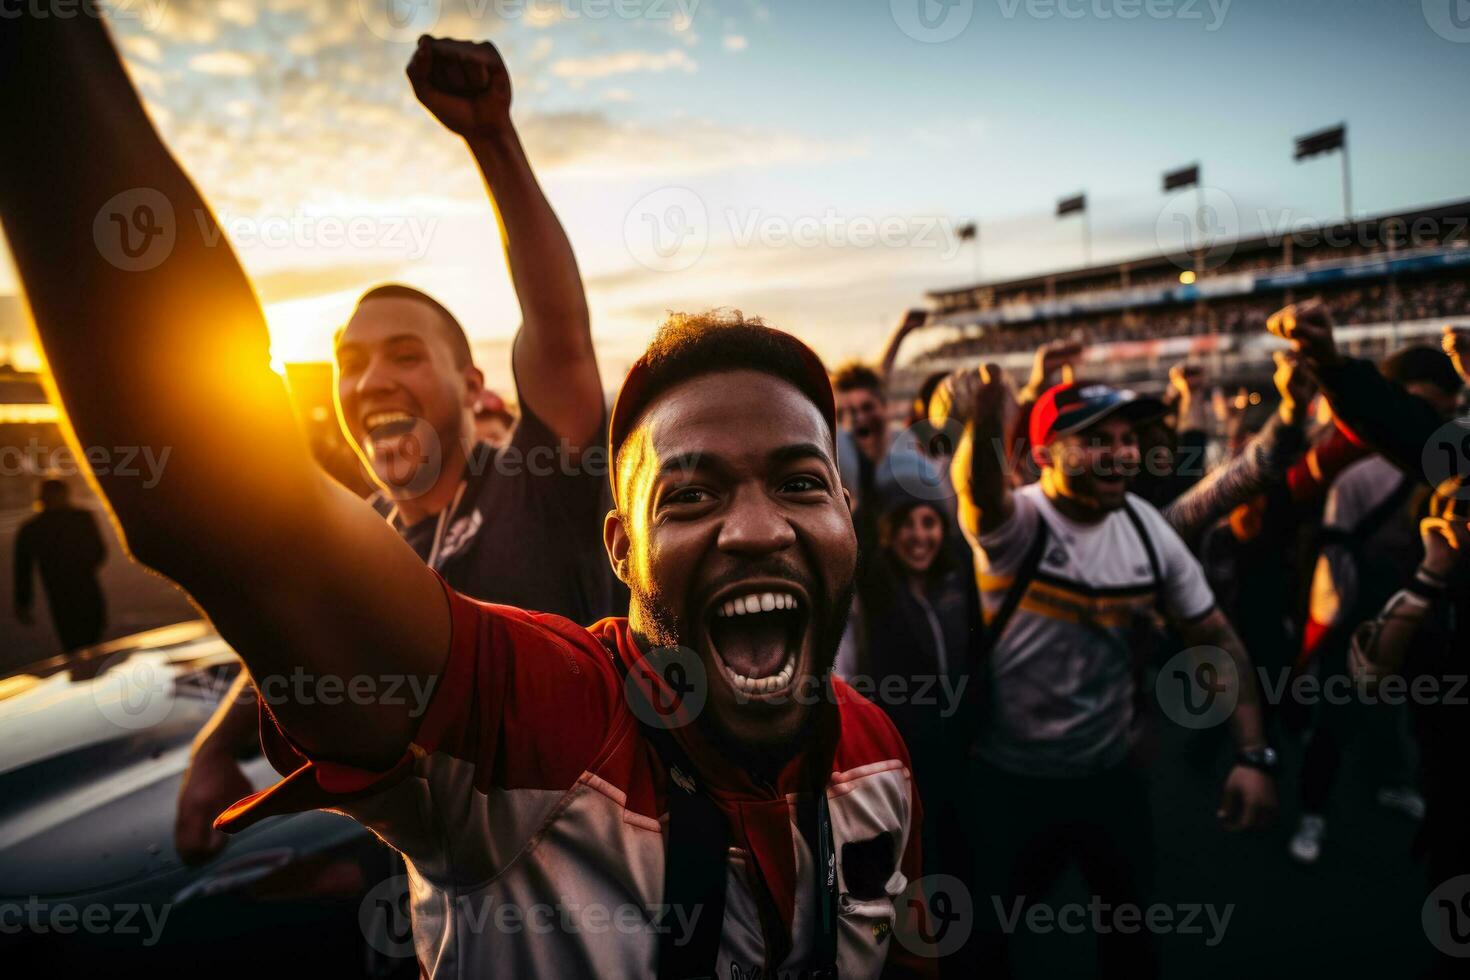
[608,639,840,979]
[797,787,840,979]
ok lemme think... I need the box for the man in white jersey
[945,367,1277,978]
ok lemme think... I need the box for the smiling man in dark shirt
[173,37,622,862]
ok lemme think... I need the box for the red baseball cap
[1029,381,1164,451]
[474,389,509,418]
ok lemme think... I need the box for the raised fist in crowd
[946,361,1012,428]
[408,36,513,139]
[1267,298,1342,371]
[1271,350,1317,425]
[1443,324,1470,384]
[1022,339,1082,401]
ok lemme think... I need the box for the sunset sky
[1,0,1468,394]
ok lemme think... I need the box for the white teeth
[713,590,801,617]
[718,655,797,695]
[709,589,802,694]
[365,410,413,430]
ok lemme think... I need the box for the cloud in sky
[187,50,259,75]
[550,48,697,79]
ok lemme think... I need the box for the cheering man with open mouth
[0,13,932,978]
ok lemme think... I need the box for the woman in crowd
[857,492,981,875]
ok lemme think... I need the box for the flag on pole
[1294,124,1346,160]
[1057,194,1086,217]
[956,222,978,242]
[1162,164,1199,192]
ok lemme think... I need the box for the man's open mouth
[703,584,809,698]
[363,410,418,439]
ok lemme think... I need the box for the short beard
[627,576,684,650]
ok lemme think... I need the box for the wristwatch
[1236,746,1279,773]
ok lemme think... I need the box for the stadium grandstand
[889,197,1470,399]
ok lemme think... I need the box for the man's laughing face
[605,369,857,754]
[335,296,479,499]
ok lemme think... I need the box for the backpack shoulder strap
[981,516,1050,655]
[1121,497,1164,595]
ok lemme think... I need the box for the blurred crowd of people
[918,272,1470,362]
[829,310,1470,976]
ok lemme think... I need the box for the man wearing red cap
[945,366,1277,977]
[0,15,933,977]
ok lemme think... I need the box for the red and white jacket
[219,583,933,978]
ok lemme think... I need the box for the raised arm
[876,309,927,383]
[1164,351,1312,544]
[408,37,602,450]
[948,364,1016,537]
[0,13,446,769]
[1268,299,1443,476]
[1350,516,1469,682]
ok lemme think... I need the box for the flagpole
[1083,206,1092,266]
[1340,123,1353,219]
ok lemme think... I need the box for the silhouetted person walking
[13,479,107,652]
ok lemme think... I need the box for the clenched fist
[407,36,513,139]
[1271,350,1316,424]
[1266,298,1342,370]
[946,362,1012,427]
[1443,324,1470,384]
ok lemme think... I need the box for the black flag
[1057,194,1086,217]
[1294,125,1346,160]
[1163,164,1199,192]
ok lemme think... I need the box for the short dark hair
[1381,344,1461,398]
[353,284,473,370]
[608,310,836,505]
[830,361,884,397]
[37,478,68,508]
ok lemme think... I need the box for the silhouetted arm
[0,13,447,769]
[409,37,602,451]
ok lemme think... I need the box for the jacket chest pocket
[837,831,900,933]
